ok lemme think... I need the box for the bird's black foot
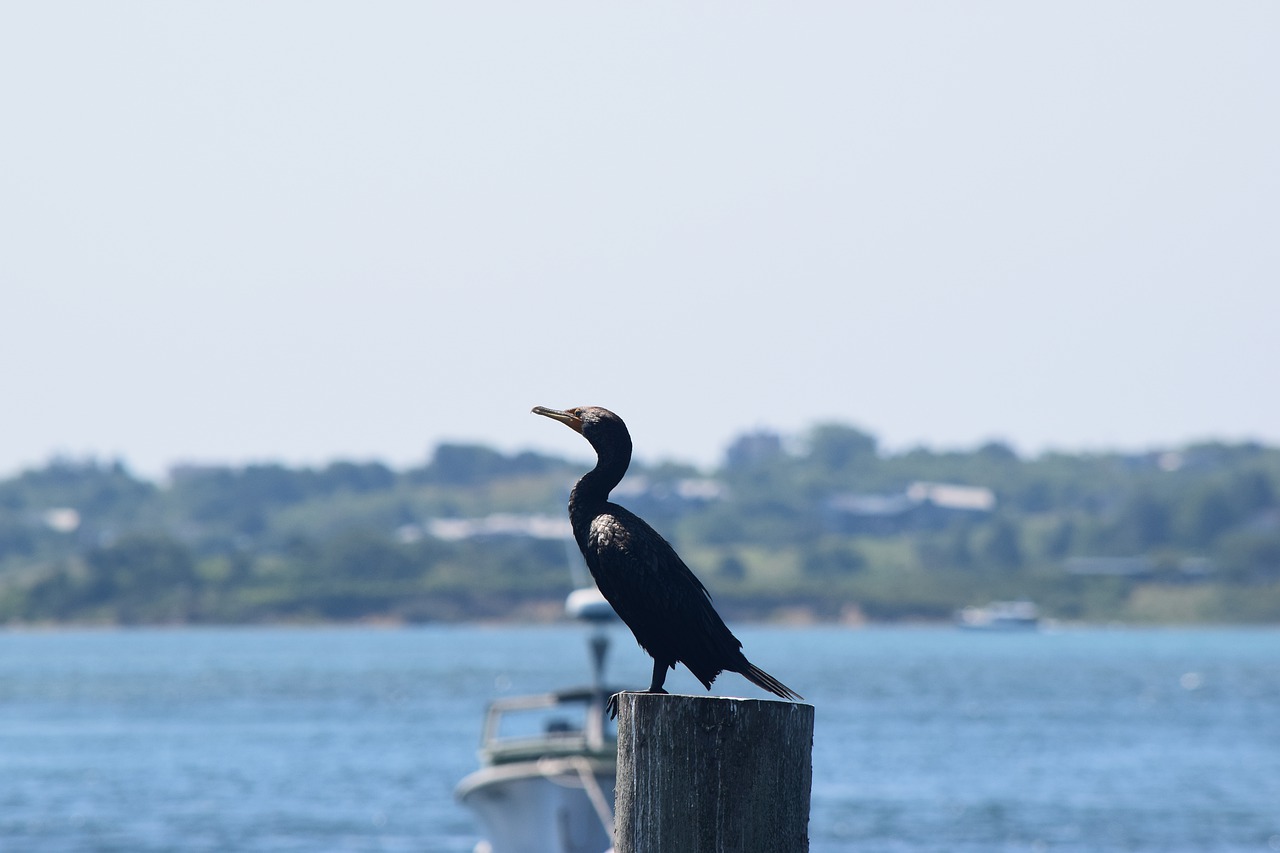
[605,688,669,720]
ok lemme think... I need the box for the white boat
[455,588,620,853]
[955,599,1040,631]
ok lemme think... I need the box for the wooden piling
[613,693,814,853]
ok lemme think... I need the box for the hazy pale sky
[3,3,1277,478]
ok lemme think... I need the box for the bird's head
[531,405,630,451]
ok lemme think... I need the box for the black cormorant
[533,405,800,709]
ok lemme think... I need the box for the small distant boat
[955,600,1040,631]
[455,587,620,853]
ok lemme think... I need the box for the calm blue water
[2,625,1278,852]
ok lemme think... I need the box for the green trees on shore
[1,429,1278,625]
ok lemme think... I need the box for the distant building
[905,482,997,512]
[426,514,571,541]
[824,493,919,535]
[826,481,996,534]
[41,507,82,533]
[614,475,725,503]
[421,479,723,542]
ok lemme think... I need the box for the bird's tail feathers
[742,663,802,701]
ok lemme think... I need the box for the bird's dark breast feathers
[581,504,740,670]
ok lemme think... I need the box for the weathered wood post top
[614,692,815,853]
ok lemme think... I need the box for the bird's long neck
[568,434,632,529]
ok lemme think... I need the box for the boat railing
[479,686,619,765]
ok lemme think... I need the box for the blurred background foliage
[2,425,1279,625]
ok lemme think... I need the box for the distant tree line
[1,426,1278,625]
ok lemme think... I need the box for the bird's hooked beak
[531,405,584,434]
